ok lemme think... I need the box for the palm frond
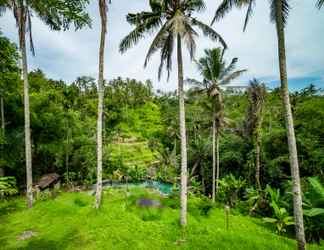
[183,21,198,60]
[219,69,247,85]
[316,0,324,9]
[158,31,174,80]
[185,78,205,88]
[183,0,206,13]
[270,0,290,27]
[26,6,35,56]
[243,0,255,31]
[191,18,227,49]
[144,20,171,67]
[120,13,162,53]
[219,57,238,79]
[211,0,235,25]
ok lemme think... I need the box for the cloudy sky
[1,0,324,91]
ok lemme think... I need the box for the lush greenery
[1,188,323,250]
[1,0,324,247]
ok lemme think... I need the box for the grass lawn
[0,188,323,250]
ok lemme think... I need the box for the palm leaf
[219,69,247,86]
[304,208,324,217]
[270,0,290,28]
[191,18,227,49]
[317,0,324,9]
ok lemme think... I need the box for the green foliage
[217,174,246,207]
[303,177,324,243]
[263,201,294,235]
[0,176,18,198]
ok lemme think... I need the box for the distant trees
[212,0,306,248]
[245,80,266,189]
[120,0,226,226]
[187,48,246,202]
[95,0,108,209]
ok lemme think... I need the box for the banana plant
[263,201,294,235]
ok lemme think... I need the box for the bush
[217,174,246,207]
[303,177,324,243]
[0,176,18,198]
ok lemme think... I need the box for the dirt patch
[17,231,37,241]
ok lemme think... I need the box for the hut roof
[35,173,60,189]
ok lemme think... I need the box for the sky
[1,0,324,91]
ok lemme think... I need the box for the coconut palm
[0,0,90,208]
[187,48,246,202]
[95,0,109,209]
[212,1,306,249]
[244,79,266,190]
[119,0,226,226]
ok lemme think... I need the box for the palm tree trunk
[95,0,107,209]
[212,119,216,202]
[216,129,220,194]
[177,34,188,227]
[0,95,4,177]
[275,1,306,249]
[255,133,261,190]
[18,6,33,209]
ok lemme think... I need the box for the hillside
[0,188,323,250]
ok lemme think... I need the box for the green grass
[0,188,323,250]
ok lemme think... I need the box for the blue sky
[1,0,324,91]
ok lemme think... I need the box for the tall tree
[187,48,246,202]
[244,79,266,189]
[120,0,226,226]
[0,0,91,208]
[212,1,307,249]
[95,0,108,209]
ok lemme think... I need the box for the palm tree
[244,79,266,190]
[95,0,109,209]
[316,0,324,8]
[120,0,226,226]
[0,0,90,208]
[212,1,306,249]
[187,48,246,202]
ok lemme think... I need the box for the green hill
[1,188,323,250]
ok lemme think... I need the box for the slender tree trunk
[177,34,188,227]
[275,1,306,249]
[0,95,4,177]
[95,0,107,209]
[212,119,216,202]
[216,129,220,194]
[65,123,70,184]
[18,6,33,209]
[255,133,261,190]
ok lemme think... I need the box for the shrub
[303,177,324,243]
[0,176,18,198]
[263,201,294,235]
[217,174,246,207]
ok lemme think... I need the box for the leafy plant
[303,177,324,243]
[263,201,294,235]
[0,176,18,198]
[217,174,246,207]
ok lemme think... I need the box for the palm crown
[187,48,246,127]
[0,0,91,54]
[120,0,227,80]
